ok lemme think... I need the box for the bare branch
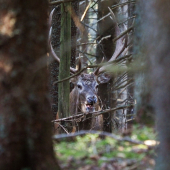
[111,0,136,10]
[53,54,132,84]
[81,1,92,21]
[53,64,98,84]
[52,104,134,122]
[98,35,112,44]
[119,16,136,25]
[53,130,153,147]
[49,0,84,6]
[112,26,133,44]
[92,12,111,25]
[57,123,69,134]
[77,42,97,46]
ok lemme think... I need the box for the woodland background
[0,0,170,170]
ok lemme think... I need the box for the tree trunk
[96,0,116,132]
[58,3,71,119]
[0,0,60,169]
[133,1,154,125]
[135,0,170,169]
[57,2,71,133]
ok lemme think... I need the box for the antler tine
[48,8,77,74]
[98,7,126,74]
[94,57,104,75]
[49,8,55,28]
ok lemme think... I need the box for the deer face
[71,72,110,113]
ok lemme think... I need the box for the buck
[51,45,111,131]
[69,66,111,130]
[49,7,125,132]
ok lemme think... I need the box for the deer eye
[77,84,82,89]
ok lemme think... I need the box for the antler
[97,7,128,74]
[48,8,77,74]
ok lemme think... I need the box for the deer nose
[87,96,97,104]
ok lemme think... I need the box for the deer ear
[97,73,111,84]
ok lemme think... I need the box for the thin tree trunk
[0,0,60,169]
[58,2,71,119]
[96,0,116,132]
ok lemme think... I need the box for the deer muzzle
[86,96,97,111]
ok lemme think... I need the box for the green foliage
[131,124,156,141]
[54,125,156,169]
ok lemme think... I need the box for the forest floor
[54,124,157,170]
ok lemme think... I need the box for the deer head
[70,71,110,113]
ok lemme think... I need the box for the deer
[49,7,126,132]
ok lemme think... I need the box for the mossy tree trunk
[0,0,60,169]
[58,3,71,119]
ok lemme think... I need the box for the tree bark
[58,3,71,119]
[0,0,60,169]
[136,0,170,169]
[133,1,154,125]
[96,0,117,132]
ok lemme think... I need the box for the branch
[53,54,132,84]
[49,0,84,5]
[81,22,97,32]
[111,0,136,10]
[52,104,134,123]
[53,65,97,84]
[92,12,111,25]
[112,26,134,44]
[98,35,112,44]
[94,104,134,117]
[77,42,97,46]
[57,123,69,134]
[81,1,92,21]
[114,79,133,90]
[53,130,149,146]
[119,16,136,25]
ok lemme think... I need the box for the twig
[94,104,134,117]
[81,1,92,21]
[77,50,97,57]
[112,26,133,43]
[111,0,136,10]
[119,16,136,25]
[126,118,135,122]
[92,12,111,25]
[57,123,69,134]
[114,80,134,90]
[98,35,112,44]
[114,78,133,90]
[77,42,97,46]
[81,22,97,32]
